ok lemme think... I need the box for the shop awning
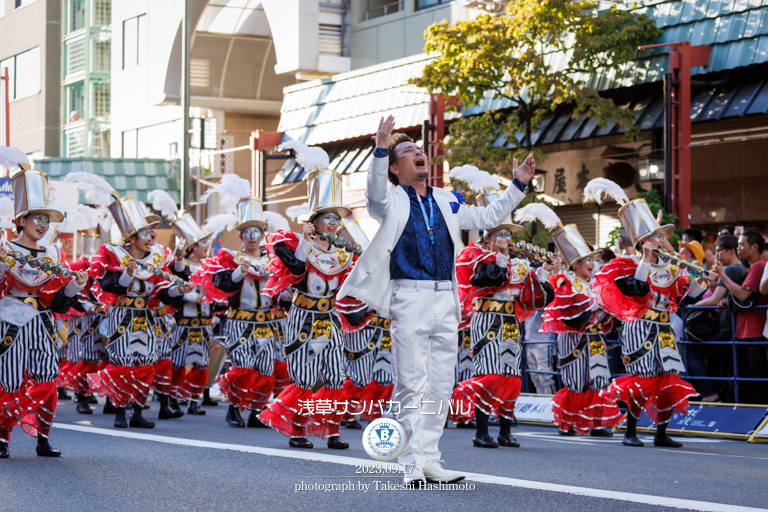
[36,158,181,204]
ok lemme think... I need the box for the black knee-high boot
[472,407,498,447]
[130,403,156,429]
[622,415,644,447]
[497,417,519,447]
[653,422,682,448]
[159,394,184,419]
[114,406,128,428]
[75,393,93,414]
[36,434,61,457]
[103,396,116,414]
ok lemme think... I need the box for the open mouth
[414,156,426,169]
[36,228,45,236]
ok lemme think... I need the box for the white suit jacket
[337,156,526,321]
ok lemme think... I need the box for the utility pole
[181,0,191,211]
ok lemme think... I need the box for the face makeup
[241,227,263,241]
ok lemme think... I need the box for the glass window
[415,0,450,10]
[66,83,84,123]
[68,0,85,33]
[137,14,147,66]
[0,58,13,99]
[13,47,40,100]
[15,0,39,9]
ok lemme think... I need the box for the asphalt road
[1,397,766,512]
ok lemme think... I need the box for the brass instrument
[7,250,73,278]
[136,261,190,286]
[654,248,708,278]
[312,232,363,256]
[509,241,554,263]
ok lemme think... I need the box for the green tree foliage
[411,0,663,176]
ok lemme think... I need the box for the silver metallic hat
[551,224,601,269]
[171,212,213,246]
[338,218,371,252]
[236,197,268,231]
[79,229,102,259]
[107,195,161,239]
[476,190,523,235]
[618,199,675,246]
[11,166,64,223]
[38,224,61,247]
[306,169,352,221]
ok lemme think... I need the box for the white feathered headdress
[64,172,118,207]
[67,204,100,231]
[202,213,239,236]
[448,165,500,193]
[582,178,629,205]
[196,174,251,208]
[285,202,309,222]
[148,189,179,222]
[0,197,14,225]
[278,140,330,173]
[514,203,563,231]
[0,146,29,175]
[263,211,290,233]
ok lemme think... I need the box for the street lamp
[529,170,546,193]
[637,155,664,183]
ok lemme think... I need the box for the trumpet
[136,261,190,286]
[312,232,363,256]
[7,250,73,278]
[509,241,554,263]
[653,248,708,278]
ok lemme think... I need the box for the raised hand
[74,270,89,287]
[373,115,396,149]
[126,258,137,277]
[239,259,251,275]
[303,222,315,242]
[642,241,655,263]
[513,153,536,185]
[489,238,509,256]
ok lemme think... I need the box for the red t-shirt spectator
[736,259,768,339]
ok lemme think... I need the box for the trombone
[654,248,709,278]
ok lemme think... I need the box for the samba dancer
[450,168,550,449]
[0,149,88,458]
[584,178,706,448]
[196,175,288,429]
[517,203,621,436]
[260,141,371,450]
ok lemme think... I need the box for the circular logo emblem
[363,418,407,462]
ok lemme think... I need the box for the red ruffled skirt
[451,374,522,421]
[216,368,275,411]
[306,387,346,439]
[65,360,104,394]
[55,360,72,388]
[171,367,188,401]
[0,380,57,439]
[259,384,314,437]
[342,378,366,420]
[273,361,291,397]
[182,367,208,402]
[603,374,696,424]
[152,359,173,395]
[87,364,155,407]
[360,382,394,421]
[552,388,623,435]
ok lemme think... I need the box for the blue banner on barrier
[0,177,10,200]
[636,404,768,434]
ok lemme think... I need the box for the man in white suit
[337,116,534,484]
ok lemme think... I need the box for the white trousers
[525,343,556,395]
[390,282,457,468]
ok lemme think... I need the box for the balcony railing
[364,0,403,21]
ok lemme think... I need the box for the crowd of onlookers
[521,225,768,405]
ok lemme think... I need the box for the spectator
[719,225,736,237]
[683,228,703,244]
[680,240,705,268]
[715,231,768,404]
[523,310,556,396]
[703,242,716,270]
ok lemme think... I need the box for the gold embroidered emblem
[122,256,129,268]
[5,253,16,268]
[253,327,272,339]
[336,249,348,268]
[462,335,472,351]
[659,331,676,350]
[153,253,162,267]
[312,320,333,339]
[154,325,162,338]
[132,317,148,333]
[502,323,519,342]
[589,340,606,356]
[381,336,392,351]
[188,332,203,345]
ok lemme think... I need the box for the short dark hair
[721,225,735,235]
[741,230,765,254]
[683,228,703,243]
[599,248,616,262]
[387,133,414,186]
[715,235,738,253]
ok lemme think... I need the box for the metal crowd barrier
[519,305,768,404]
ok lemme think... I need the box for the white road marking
[513,431,723,444]
[53,423,765,512]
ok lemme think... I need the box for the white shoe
[423,459,465,483]
[403,465,426,486]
